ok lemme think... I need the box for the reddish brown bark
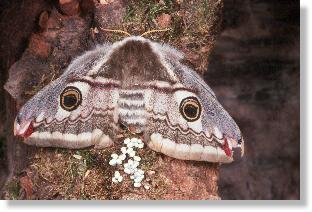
[1,0,223,199]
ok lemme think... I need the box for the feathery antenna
[140,28,169,37]
[99,28,170,37]
[100,28,132,37]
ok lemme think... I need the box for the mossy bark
[1,0,223,200]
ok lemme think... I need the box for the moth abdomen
[118,89,147,133]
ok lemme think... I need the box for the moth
[14,36,244,163]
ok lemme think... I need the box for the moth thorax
[118,89,146,133]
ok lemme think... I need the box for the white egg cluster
[109,137,147,188]
[112,171,123,183]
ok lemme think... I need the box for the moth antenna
[140,28,170,37]
[99,28,132,37]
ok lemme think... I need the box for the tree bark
[1,0,223,200]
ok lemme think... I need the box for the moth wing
[179,64,244,160]
[16,44,120,149]
[145,42,243,163]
